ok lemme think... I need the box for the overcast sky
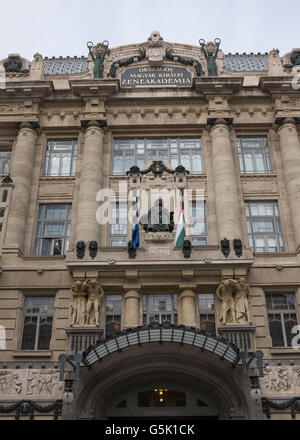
[0,0,299,60]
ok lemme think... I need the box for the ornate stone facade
[0,31,299,420]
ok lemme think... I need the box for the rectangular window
[266,293,298,347]
[245,201,284,253]
[112,139,202,175]
[105,295,122,339]
[199,294,216,336]
[143,294,178,325]
[21,297,55,351]
[238,137,272,174]
[188,201,208,246]
[0,151,11,174]
[110,202,127,247]
[34,204,72,256]
[43,140,78,177]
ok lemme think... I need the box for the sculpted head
[72,281,83,293]
[223,280,231,288]
[239,278,246,285]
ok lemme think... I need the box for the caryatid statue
[70,281,87,326]
[216,279,236,325]
[233,278,251,324]
[87,40,109,79]
[84,279,104,327]
[199,38,221,76]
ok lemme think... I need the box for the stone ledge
[270,348,300,355]
[12,351,52,358]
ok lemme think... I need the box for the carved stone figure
[216,279,236,325]
[263,366,291,392]
[232,278,251,324]
[140,198,174,233]
[26,371,37,395]
[199,38,221,76]
[87,41,109,79]
[11,374,22,394]
[37,371,54,395]
[70,281,87,326]
[146,31,166,65]
[84,279,104,327]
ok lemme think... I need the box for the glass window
[143,294,178,325]
[110,202,127,247]
[245,201,284,253]
[112,139,202,175]
[21,297,55,351]
[105,295,122,339]
[188,201,208,246]
[238,137,272,174]
[0,151,11,174]
[266,293,298,347]
[43,140,77,177]
[34,204,72,256]
[199,294,216,337]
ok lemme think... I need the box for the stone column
[277,118,300,251]
[210,119,242,242]
[76,121,104,243]
[181,290,197,327]
[4,122,37,252]
[123,290,140,328]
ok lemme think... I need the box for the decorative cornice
[69,79,119,97]
[259,76,296,94]
[194,77,243,95]
[0,81,54,98]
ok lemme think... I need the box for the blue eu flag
[132,212,140,250]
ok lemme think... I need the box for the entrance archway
[63,327,264,420]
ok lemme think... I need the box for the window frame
[198,294,216,337]
[34,203,72,256]
[43,139,78,177]
[245,201,285,253]
[112,138,203,176]
[109,201,128,247]
[187,200,208,246]
[237,136,272,174]
[105,294,122,339]
[0,149,12,175]
[266,293,299,348]
[21,296,55,351]
[143,294,178,325]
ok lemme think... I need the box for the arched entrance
[63,327,264,420]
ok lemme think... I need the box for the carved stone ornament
[262,366,300,395]
[216,278,251,325]
[221,238,230,258]
[76,241,86,259]
[70,279,104,327]
[182,240,192,259]
[3,54,29,73]
[127,240,137,260]
[283,49,300,68]
[89,241,98,260]
[0,369,64,399]
[233,239,243,257]
[146,31,166,65]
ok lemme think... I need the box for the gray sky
[0,0,299,60]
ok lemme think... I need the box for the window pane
[284,314,298,347]
[21,317,37,350]
[0,151,12,174]
[44,141,77,177]
[268,314,285,347]
[37,317,53,350]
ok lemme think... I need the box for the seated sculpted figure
[84,279,104,327]
[140,198,174,233]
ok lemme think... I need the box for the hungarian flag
[175,201,185,249]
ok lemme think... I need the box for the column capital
[124,289,140,300]
[180,289,196,299]
[207,118,233,131]
[13,121,39,132]
[275,117,300,132]
[81,120,107,130]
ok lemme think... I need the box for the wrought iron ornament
[76,241,86,259]
[221,238,230,258]
[89,241,98,260]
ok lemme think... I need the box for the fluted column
[210,119,242,242]
[4,123,37,252]
[278,118,300,251]
[76,121,104,243]
[181,290,197,327]
[123,290,140,328]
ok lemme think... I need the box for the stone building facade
[0,32,299,420]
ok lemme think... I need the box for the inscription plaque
[120,66,192,88]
